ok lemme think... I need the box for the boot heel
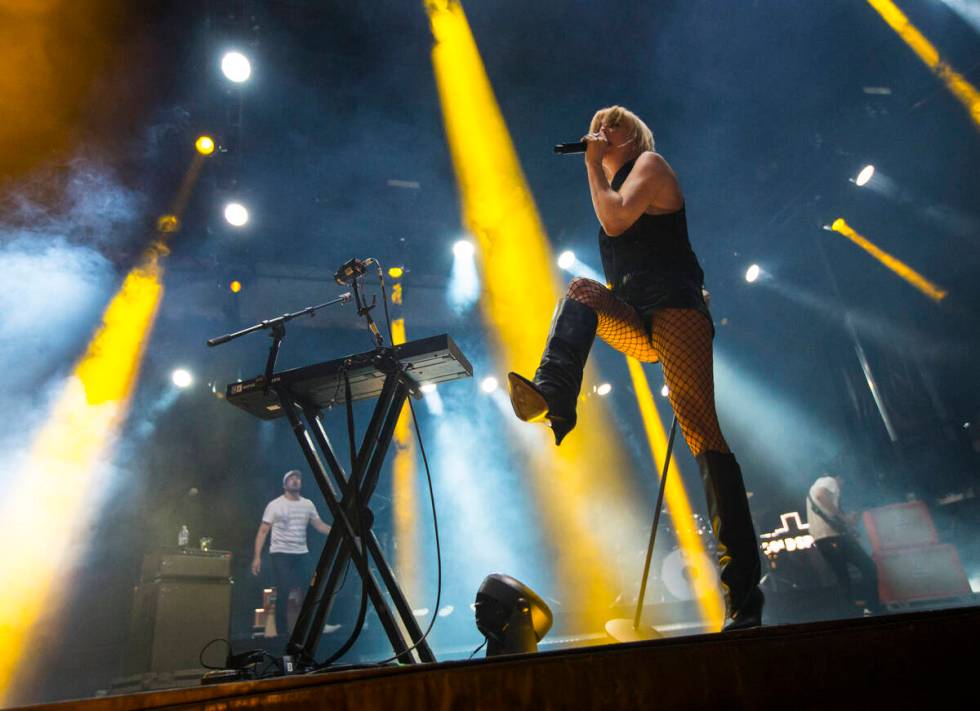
[508,372,575,446]
[507,373,549,422]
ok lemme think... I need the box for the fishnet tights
[566,277,729,457]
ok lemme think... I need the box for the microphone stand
[206,293,352,381]
[347,274,385,350]
[605,415,678,643]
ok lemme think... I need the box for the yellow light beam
[390,317,420,602]
[830,217,948,302]
[427,0,670,633]
[0,141,207,701]
[625,358,726,630]
[0,244,166,702]
[867,0,980,128]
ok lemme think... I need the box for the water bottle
[178,524,189,548]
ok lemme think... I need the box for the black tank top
[598,156,709,318]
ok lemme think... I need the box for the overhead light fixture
[745,264,761,283]
[557,250,576,270]
[221,51,251,83]
[453,240,475,258]
[156,214,180,233]
[172,369,193,389]
[854,165,875,187]
[224,202,249,227]
[595,383,612,396]
[195,135,216,156]
[474,574,553,656]
[480,376,498,393]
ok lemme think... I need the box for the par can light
[855,164,875,187]
[453,240,475,258]
[224,202,249,227]
[221,51,252,83]
[195,135,216,156]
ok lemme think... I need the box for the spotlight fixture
[474,574,553,656]
[221,51,252,83]
[745,264,761,283]
[596,383,612,396]
[419,382,437,394]
[661,384,669,398]
[172,369,193,388]
[480,376,498,393]
[229,280,242,293]
[855,164,875,187]
[388,266,405,279]
[453,240,475,258]
[557,250,576,270]
[224,202,249,227]
[195,135,216,156]
[156,214,180,233]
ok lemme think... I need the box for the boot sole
[507,373,549,423]
[723,587,764,632]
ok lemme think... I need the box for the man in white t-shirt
[251,469,331,638]
[806,474,881,614]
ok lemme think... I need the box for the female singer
[508,105,763,630]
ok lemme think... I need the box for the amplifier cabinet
[141,547,232,580]
[126,549,232,674]
[874,543,971,604]
[862,502,937,553]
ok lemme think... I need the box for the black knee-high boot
[507,298,598,446]
[695,450,764,630]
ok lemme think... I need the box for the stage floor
[18,605,979,710]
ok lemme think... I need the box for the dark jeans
[816,536,882,613]
[269,552,310,639]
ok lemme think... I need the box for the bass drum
[661,548,721,601]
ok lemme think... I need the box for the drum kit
[614,512,720,604]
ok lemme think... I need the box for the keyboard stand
[276,350,435,666]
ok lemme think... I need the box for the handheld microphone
[334,257,376,285]
[554,141,586,155]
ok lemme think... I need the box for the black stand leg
[276,368,435,667]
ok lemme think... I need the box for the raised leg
[507,278,662,445]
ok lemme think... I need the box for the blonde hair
[589,105,654,153]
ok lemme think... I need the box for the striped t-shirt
[262,495,321,554]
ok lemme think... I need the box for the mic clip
[334,258,372,285]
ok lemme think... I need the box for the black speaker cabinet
[125,548,232,674]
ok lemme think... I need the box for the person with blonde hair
[508,105,763,630]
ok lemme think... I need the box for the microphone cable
[372,260,445,666]
[310,368,371,670]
